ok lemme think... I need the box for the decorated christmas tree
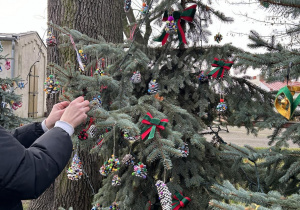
[33,0,300,209]
[0,53,26,129]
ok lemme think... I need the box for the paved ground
[203,125,299,148]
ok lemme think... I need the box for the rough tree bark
[29,0,123,210]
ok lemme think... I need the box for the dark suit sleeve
[12,122,45,148]
[0,127,72,200]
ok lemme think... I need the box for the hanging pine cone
[66,153,83,181]
[216,99,227,113]
[122,154,135,166]
[112,175,121,186]
[132,162,147,179]
[148,80,159,94]
[214,32,223,43]
[178,142,189,157]
[155,180,172,210]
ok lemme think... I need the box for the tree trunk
[28,184,54,210]
[30,0,123,209]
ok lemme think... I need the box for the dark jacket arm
[0,127,72,200]
[12,122,45,148]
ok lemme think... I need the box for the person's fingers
[58,109,65,115]
[59,101,70,108]
[83,114,88,120]
[81,100,90,107]
[82,106,90,113]
[73,96,84,103]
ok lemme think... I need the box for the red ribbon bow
[141,112,168,140]
[172,191,191,210]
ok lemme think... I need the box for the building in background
[0,32,47,118]
[246,75,300,92]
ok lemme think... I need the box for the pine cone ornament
[214,32,223,43]
[155,180,172,210]
[216,99,227,113]
[44,75,60,95]
[112,175,121,186]
[109,202,120,210]
[132,162,147,179]
[122,154,135,166]
[46,31,57,47]
[131,71,142,83]
[99,155,120,176]
[178,142,189,157]
[67,153,83,181]
[165,16,178,34]
[148,80,159,94]
[123,131,139,141]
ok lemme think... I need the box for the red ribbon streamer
[176,4,197,44]
[130,23,137,40]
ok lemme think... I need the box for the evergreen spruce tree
[0,54,26,130]
[44,0,300,209]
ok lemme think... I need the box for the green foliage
[0,77,27,129]
[210,180,300,209]
[51,0,300,209]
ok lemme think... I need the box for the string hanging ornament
[165,15,178,34]
[216,91,227,113]
[178,142,189,157]
[99,155,120,176]
[123,131,140,141]
[109,202,120,210]
[214,32,223,43]
[11,101,22,110]
[155,180,172,210]
[46,29,57,47]
[79,49,88,65]
[214,17,223,43]
[132,162,147,179]
[95,58,105,76]
[66,152,83,181]
[140,1,149,15]
[111,175,121,186]
[90,96,102,111]
[43,74,60,95]
[122,154,135,166]
[4,60,10,70]
[124,0,131,12]
[198,71,209,84]
[148,79,159,94]
[18,80,25,89]
[131,71,141,84]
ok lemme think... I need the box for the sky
[0,0,47,38]
[0,0,294,75]
[0,0,289,48]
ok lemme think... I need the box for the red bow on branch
[141,112,168,140]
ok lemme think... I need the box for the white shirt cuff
[54,120,74,136]
[41,119,49,132]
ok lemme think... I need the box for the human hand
[46,101,70,129]
[60,96,90,128]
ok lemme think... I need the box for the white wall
[0,33,47,118]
